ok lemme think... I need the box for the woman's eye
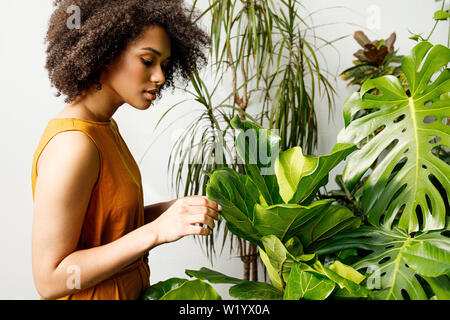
[141,58,153,66]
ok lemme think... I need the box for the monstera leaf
[317,224,450,300]
[338,41,450,233]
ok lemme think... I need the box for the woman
[31,0,220,300]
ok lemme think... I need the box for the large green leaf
[206,167,262,246]
[338,41,450,232]
[141,278,187,300]
[289,143,357,204]
[159,279,222,300]
[231,115,283,205]
[275,147,316,203]
[283,262,335,300]
[317,225,450,300]
[253,199,334,242]
[295,205,361,252]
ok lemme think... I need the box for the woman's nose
[150,65,165,86]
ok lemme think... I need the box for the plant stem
[426,0,446,41]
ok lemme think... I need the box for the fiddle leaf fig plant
[337,41,450,233]
[206,115,360,252]
[182,235,370,300]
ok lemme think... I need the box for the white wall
[0,0,447,299]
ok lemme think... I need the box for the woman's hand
[150,195,221,244]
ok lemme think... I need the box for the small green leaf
[289,143,357,204]
[408,34,421,42]
[313,261,371,298]
[433,10,450,20]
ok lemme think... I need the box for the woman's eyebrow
[140,47,171,59]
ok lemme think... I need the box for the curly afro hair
[45,0,210,103]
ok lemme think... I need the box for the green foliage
[317,224,450,300]
[338,41,450,233]
[187,267,284,300]
[341,31,405,89]
[206,115,360,252]
[182,236,369,300]
[145,43,448,301]
[141,278,222,300]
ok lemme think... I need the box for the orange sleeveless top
[31,117,150,300]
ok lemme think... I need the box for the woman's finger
[186,204,220,221]
[188,214,215,230]
[185,196,221,213]
[188,225,211,236]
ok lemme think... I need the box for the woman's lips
[144,91,156,100]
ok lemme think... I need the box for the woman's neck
[66,83,124,122]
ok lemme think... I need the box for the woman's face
[102,25,172,110]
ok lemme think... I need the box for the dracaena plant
[148,0,342,279]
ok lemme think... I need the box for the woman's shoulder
[36,129,100,182]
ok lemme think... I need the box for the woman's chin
[128,99,153,110]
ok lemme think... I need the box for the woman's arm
[32,131,220,299]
